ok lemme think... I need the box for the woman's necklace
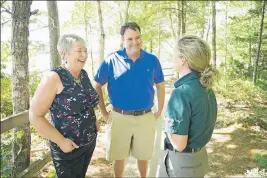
[62,66,83,89]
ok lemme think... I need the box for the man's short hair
[120,22,141,36]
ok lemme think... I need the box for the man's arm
[154,81,165,119]
[94,82,109,119]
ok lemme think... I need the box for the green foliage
[30,71,41,97]
[29,41,47,58]
[240,154,250,160]
[216,0,267,86]
[29,10,48,24]
[254,151,267,169]
[47,170,56,178]
[213,68,267,130]
[227,59,253,78]
[185,1,209,35]
[16,130,24,139]
[1,70,41,119]
[1,74,12,118]
[63,1,96,32]
[0,131,13,178]
[1,1,12,28]
[128,1,171,50]
[214,71,267,106]
[1,42,11,62]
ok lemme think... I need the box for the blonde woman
[29,34,99,178]
[158,35,218,177]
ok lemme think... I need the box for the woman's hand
[96,120,101,131]
[58,138,79,153]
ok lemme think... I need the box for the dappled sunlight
[250,149,267,156]
[207,126,267,177]
[206,147,214,154]
[214,123,243,134]
[211,133,232,143]
[250,126,261,132]
[226,144,237,149]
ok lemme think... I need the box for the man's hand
[58,138,79,153]
[153,110,162,120]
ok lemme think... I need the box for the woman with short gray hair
[29,34,99,178]
[158,35,218,177]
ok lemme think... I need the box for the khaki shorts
[105,110,157,161]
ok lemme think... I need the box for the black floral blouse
[49,67,99,151]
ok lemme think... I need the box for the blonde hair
[57,34,86,56]
[176,35,217,88]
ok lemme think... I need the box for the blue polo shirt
[94,48,164,111]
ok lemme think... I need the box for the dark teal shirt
[165,71,217,148]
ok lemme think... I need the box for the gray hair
[57,34,86,56]
[176,35,217,88]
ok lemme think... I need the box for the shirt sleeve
[94,59,109,86]
[153,56,164,84]
[165,87,191,135]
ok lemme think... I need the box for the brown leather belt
[113,107,151,116]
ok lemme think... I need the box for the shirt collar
[174,71,200,88]
[122,48,144,61]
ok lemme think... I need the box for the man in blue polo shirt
[94,22,165,178]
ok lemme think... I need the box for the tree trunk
[150,39,153,53]
[124,1,130,25]
[84,1,88,44]
[224,2,228,73]
[158,23,161,58]
[89,25,94,76]
[181,0,186,35]
[176,0,181,40]
[97,0,105,64]
[249,18,252,67]
[201,4,209,39]
[169,10,176,43]
[120,1,130,49]
[205,16,210,41]
[253,0,265,85]
[212,0,216,68]
[47,1,61,69]
[11,1,31,176]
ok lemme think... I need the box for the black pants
[50,138,96,178]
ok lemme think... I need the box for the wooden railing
[1,111,29,134]
[0,106,112,177]
[1,110,52,177]
[1,68,174,177]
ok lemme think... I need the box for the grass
[213,72,267,130]
[253,150,267,169]
[206,71,267,177]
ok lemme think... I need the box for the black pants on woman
[50,137,96,178]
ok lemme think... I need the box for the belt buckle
[134,111,138,116]
[134,110,146,116]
